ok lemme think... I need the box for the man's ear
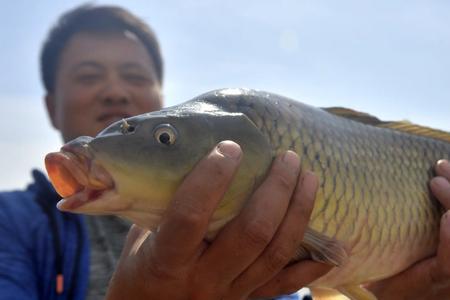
[45,93,59,130]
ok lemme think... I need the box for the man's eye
[124,74,150,85]
[76,74,101,84]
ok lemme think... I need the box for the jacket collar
[28,169,61,204]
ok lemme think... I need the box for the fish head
[45,103,273,233]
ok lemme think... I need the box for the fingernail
[56,199,67,210]
[217,141,241,160]
[436,160,450,181]
[438,159,449,165]
[282,150,300,168]
[437,159,450,173]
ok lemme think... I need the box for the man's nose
[100,76,131,105]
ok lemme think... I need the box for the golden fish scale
[211,93,448,286]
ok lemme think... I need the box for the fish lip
[57,187,112,211]
[59,151,90,187]
[54,153,116,210]
[46,138,115,202]
[59,138,94,187]
[63,147,115,192]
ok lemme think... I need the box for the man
[1,4,449,300]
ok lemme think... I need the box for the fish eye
[153,124,177,146]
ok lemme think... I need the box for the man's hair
[40,4,164,93]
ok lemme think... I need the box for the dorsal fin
[322,107,383,126]
[377,121,450,143]
[323,107,450,144]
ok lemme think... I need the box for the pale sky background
[1,0,449,190]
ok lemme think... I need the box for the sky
[1,0,449,190]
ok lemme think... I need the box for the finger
[250,260,332,298]
[433,210,450,283]
[196,151,300,291]
[152,141,242,269]
[228,171,319,297]
[436,160,450,180]
[430,177,450,210]
[369,211,450,299]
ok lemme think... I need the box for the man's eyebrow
[70,61,105,72]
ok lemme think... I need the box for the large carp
[45,88,450,299]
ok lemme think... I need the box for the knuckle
[429,263,450,286]
[271,171,296,192]
[242,219,273,248]
[188,156,235,198]
[206,155,235,180]
[171,197,206,227]
[254,278,297,298]
[429,270,442,285]
[440,264,450,279]
[296,198,313,220]
[145,254,178,281]
[277,280,300,295]
[263,246,292,274]
[189,273,229,300]
[189,289,224,300]
[293,190,316,220]
[173,212,205,230]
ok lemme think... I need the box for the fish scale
[204,89,447,292]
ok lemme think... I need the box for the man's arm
[0,194,39,300]
[106,141,330,299]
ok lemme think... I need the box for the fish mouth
[45,147,115,211]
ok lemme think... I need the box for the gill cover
[80,104,273,232]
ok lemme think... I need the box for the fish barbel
[45,88,450,299]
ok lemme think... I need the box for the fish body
[45,88,450,299]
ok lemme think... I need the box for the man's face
[46,31,163,142]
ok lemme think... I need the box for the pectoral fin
[294,228,348,267]
[310,287,350,299]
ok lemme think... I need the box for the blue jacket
[0,170,302,300]
[0,170,89,300]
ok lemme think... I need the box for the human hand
[105,141,330,300]
[368,159,450,300]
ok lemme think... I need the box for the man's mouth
[97,113,131,125]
